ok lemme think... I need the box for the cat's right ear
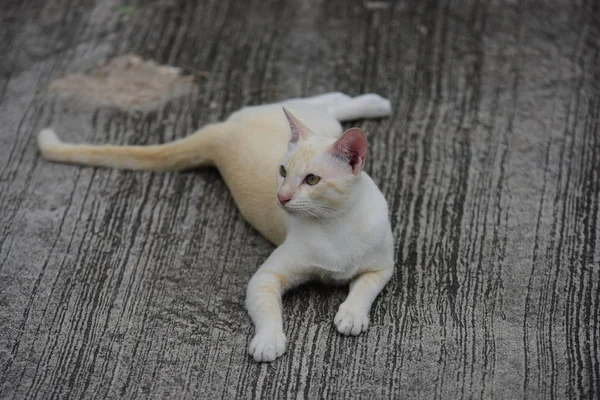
[283,107,313,144]
[329,128,368,175]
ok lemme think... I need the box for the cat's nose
[278,194,291,205]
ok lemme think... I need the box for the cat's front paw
[334,305,369,336]
[249,330,287,362]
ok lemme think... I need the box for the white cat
[37,92,395,362]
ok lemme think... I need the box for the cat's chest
[292,226,370,274]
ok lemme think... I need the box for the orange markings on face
[286,146,317,171]
[306,184,345,207]
[323,180,347,195]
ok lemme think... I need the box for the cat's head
[276,107,367,218]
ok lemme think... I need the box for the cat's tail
[37,124,225,171]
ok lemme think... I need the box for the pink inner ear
[282,107,313,144]
[330,128,368,174]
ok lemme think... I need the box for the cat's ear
[283,107,313,144]
[329,128,368,174]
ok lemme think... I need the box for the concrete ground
[1,0,599,398]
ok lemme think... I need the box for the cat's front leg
[334,267,393,335]
[245,248,303,362]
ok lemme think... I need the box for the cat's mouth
[279,203,296,213]
[281,203,320,219]
[279,201,301,215]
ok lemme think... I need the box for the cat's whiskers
[289,200,348,223]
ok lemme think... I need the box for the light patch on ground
[48,53,196,111]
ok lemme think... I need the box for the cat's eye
[305,174,320,185]
[279,165,287,178]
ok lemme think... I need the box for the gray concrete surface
[1,0,599,398]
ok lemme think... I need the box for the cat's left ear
[283,107,313,144]
[330,128,368,175]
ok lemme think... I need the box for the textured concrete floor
[1,0,599,399]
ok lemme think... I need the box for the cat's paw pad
[355,93,392,117]
[249,330,287,362]
[334,306,369,336]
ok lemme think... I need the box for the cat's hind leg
[328,93,392,122]
[281,92,352,107]
[300,92,352,106]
